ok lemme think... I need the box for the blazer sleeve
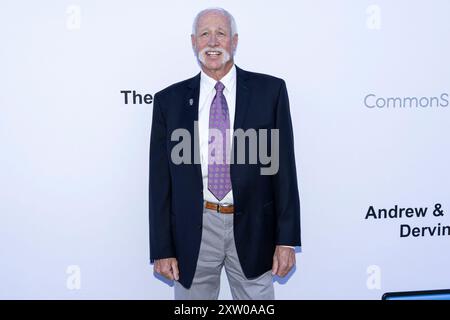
[149,92,175,262]
[273,80,302,247]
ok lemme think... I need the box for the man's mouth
[205,50,222,56]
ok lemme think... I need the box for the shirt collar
[200,64,236,94]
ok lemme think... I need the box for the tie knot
[215,81,225,93]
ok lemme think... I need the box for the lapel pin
[189,98,194,106]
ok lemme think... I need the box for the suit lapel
[234,66,250,131]
[184,73,203,189]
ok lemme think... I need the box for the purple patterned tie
[208,81,232,201]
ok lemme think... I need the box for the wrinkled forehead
[196,11,231,32]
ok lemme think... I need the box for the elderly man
[149,7,301,300]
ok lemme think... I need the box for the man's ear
[191,34,196,50]
[232,34,239,52]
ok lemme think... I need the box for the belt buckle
[218,203,232,213]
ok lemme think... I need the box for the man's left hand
[272,246,296,277]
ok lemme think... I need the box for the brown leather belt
[205,201,234,214]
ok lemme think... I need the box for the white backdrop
[1,0,449,299]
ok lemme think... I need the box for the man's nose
[207,34,219,47]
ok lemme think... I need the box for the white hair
[192,7,238,37]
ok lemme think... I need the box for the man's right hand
[154,258,179,281]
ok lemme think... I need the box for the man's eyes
[200,31,226,37]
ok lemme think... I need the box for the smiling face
[191,10,238,80]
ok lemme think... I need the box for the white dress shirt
[198,64,236,204]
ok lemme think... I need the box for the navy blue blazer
[149,66,301,288]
